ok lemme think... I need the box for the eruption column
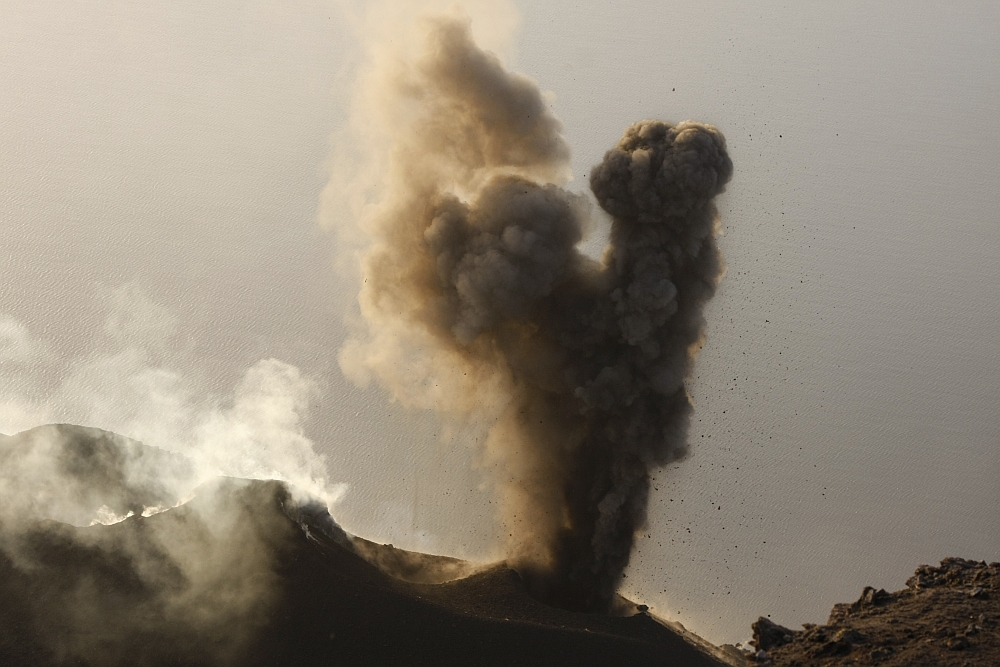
[341,15,732,613]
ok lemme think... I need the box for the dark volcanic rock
[751,617,797,651]
[753,558,1000,667]
[0,476,731,667]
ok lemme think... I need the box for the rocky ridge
[748,557,999,666]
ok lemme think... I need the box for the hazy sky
[2,0,998,644]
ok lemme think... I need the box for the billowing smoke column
[341,15,731,613]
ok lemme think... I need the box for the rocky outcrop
[750,558,999,666]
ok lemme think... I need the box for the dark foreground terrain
[0,434,731,667]
[749,558,1000,666]
[4,425,995,666]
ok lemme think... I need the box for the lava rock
[751,617,797,651]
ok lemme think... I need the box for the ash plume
[337,14,732,612]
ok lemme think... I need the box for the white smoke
[0,285,349,664]
[0,284,346,515]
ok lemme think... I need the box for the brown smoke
[338,14,732,613]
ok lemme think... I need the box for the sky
[1,0,998,645]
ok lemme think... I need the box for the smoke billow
[0,288,349,664]
[337,15,732,612]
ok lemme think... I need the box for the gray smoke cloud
[336,14,732,612]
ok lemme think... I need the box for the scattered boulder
[751,617,797,651]
[861,587,890,606]
[946,636,969,651]
[835,628,867,644]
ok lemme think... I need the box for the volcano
[0,425,734,667]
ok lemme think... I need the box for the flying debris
[341,15,732,612]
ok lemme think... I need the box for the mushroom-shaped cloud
[590,120,732,222]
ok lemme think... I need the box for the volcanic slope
[0,426,732,667]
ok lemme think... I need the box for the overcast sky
[1,0,998,644]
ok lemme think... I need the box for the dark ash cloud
[339,15,732,612]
